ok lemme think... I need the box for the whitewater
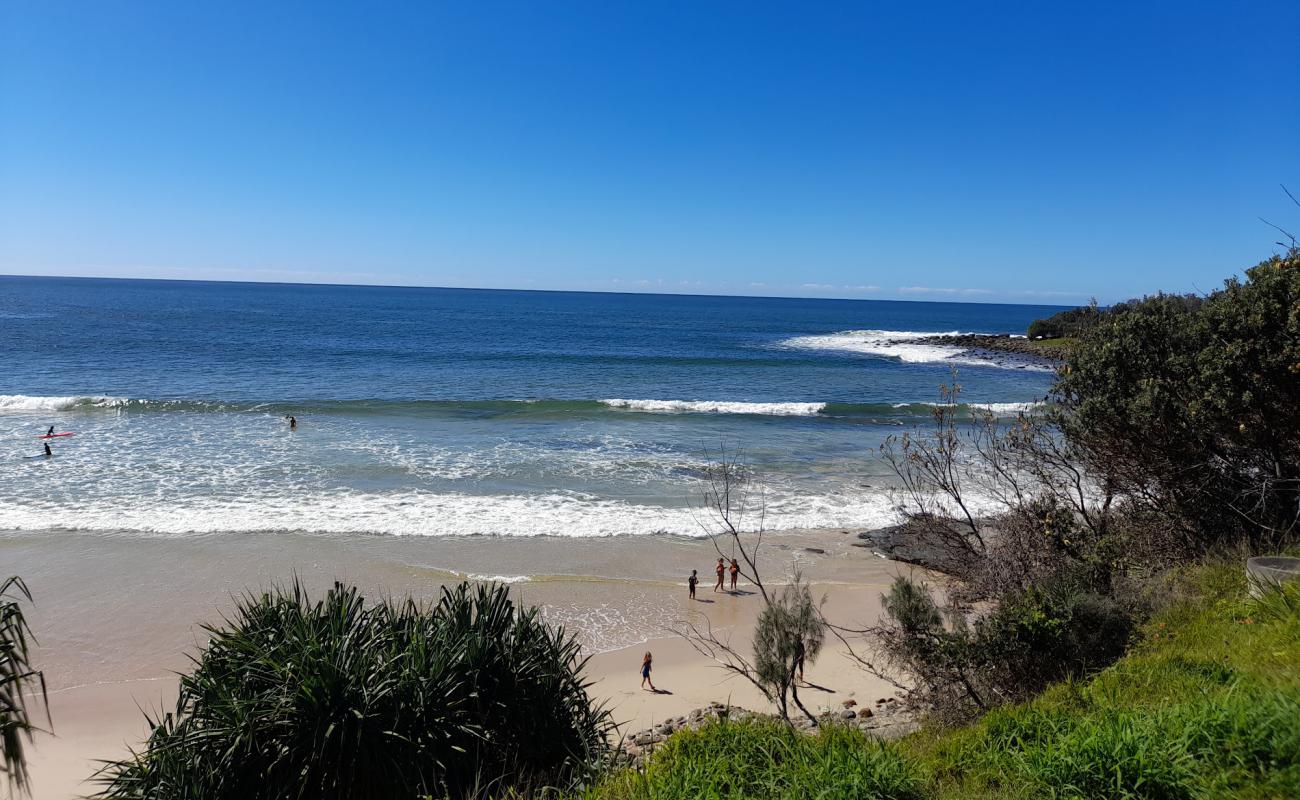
[0,277,1061,539]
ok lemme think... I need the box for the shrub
[1053,250,1300,551]
[95,581,612,800]
[1026,304,1103,339]
[875,574,1140,722]
[752,578,825,722]
[1,577,46,799]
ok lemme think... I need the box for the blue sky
[2,2,1297,304]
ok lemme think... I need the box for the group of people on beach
[642,559,746,691]
[686,557,740,600]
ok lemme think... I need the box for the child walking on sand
[688,569,698,600]
[714,558,725,592]
[640,651,656,691]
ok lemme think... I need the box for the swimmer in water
[43,442,52,457]
[287,415,297,430]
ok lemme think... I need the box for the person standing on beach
[714,558,725,592]
[688,569,698,600]
[729,558,740,592]
[640,651,656,691]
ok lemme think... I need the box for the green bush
[1026,305,1103,340]
[95,581,612,800]
[1053,251,1300,551]
[875,574,1140,721]
[583,719,922,800]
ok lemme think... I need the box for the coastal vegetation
[94,581,612,800]
[582,563,1300,799]
[0,577,45,800]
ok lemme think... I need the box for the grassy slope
[580,564,1300,800]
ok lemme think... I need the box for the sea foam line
[779,329,1053,372]
[601,399,826,416]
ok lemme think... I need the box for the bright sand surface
[3,528,918,799]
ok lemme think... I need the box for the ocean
[0,276,1061,538]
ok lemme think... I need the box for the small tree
[1,577,47,800]
[674,449,824,725]
[752,576,825,722]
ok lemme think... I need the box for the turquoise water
[0,277,1060,537]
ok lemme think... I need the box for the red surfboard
[37,432,76,439]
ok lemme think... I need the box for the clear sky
[2,2,1297,304]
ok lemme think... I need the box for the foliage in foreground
[96,581,613,800]
[0,577,46,800]
[1054,249,1300,551]
[585,564,1300,800]
[873,572,1139,723]
[582,719,922,800]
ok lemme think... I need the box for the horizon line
[0,271,1083,309]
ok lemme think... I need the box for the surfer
[43,442,52,457]
[46,425,54,436]
[287,415,297,430]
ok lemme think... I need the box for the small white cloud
[843,284,881,292]
[749,281,767,288]
[898,286,995,296]
[801,283,835,290]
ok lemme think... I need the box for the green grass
[578,720,922,800]
[581,563,1300,800]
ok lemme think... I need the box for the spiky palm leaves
[96,581,612,800]
[1,576,46,799]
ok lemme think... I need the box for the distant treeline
[1027,294,1207,340]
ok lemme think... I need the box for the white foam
[0,487,909,538]
[458,572,532,584]
[0,394,130,412]
[601,399,826,416]
[780,330,1052,372]
[894,401,1043,415]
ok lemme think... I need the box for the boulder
[839,709,857,720]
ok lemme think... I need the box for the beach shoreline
[6,526,916,799]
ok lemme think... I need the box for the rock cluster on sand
[619,696,919,764]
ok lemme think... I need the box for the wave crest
[601,399,827,416]
[0,394,131,412]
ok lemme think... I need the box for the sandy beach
[3,527,914,799]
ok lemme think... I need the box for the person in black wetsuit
[43,442,52,457]
[46,426,54,436]
[287,415,297,430]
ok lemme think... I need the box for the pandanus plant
[96,580,613,800]
[1,576,47,799]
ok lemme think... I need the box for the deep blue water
[0,276,1061,537]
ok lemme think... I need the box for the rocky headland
[905,333,1070,365]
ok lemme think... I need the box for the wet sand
[2,528,917,799]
